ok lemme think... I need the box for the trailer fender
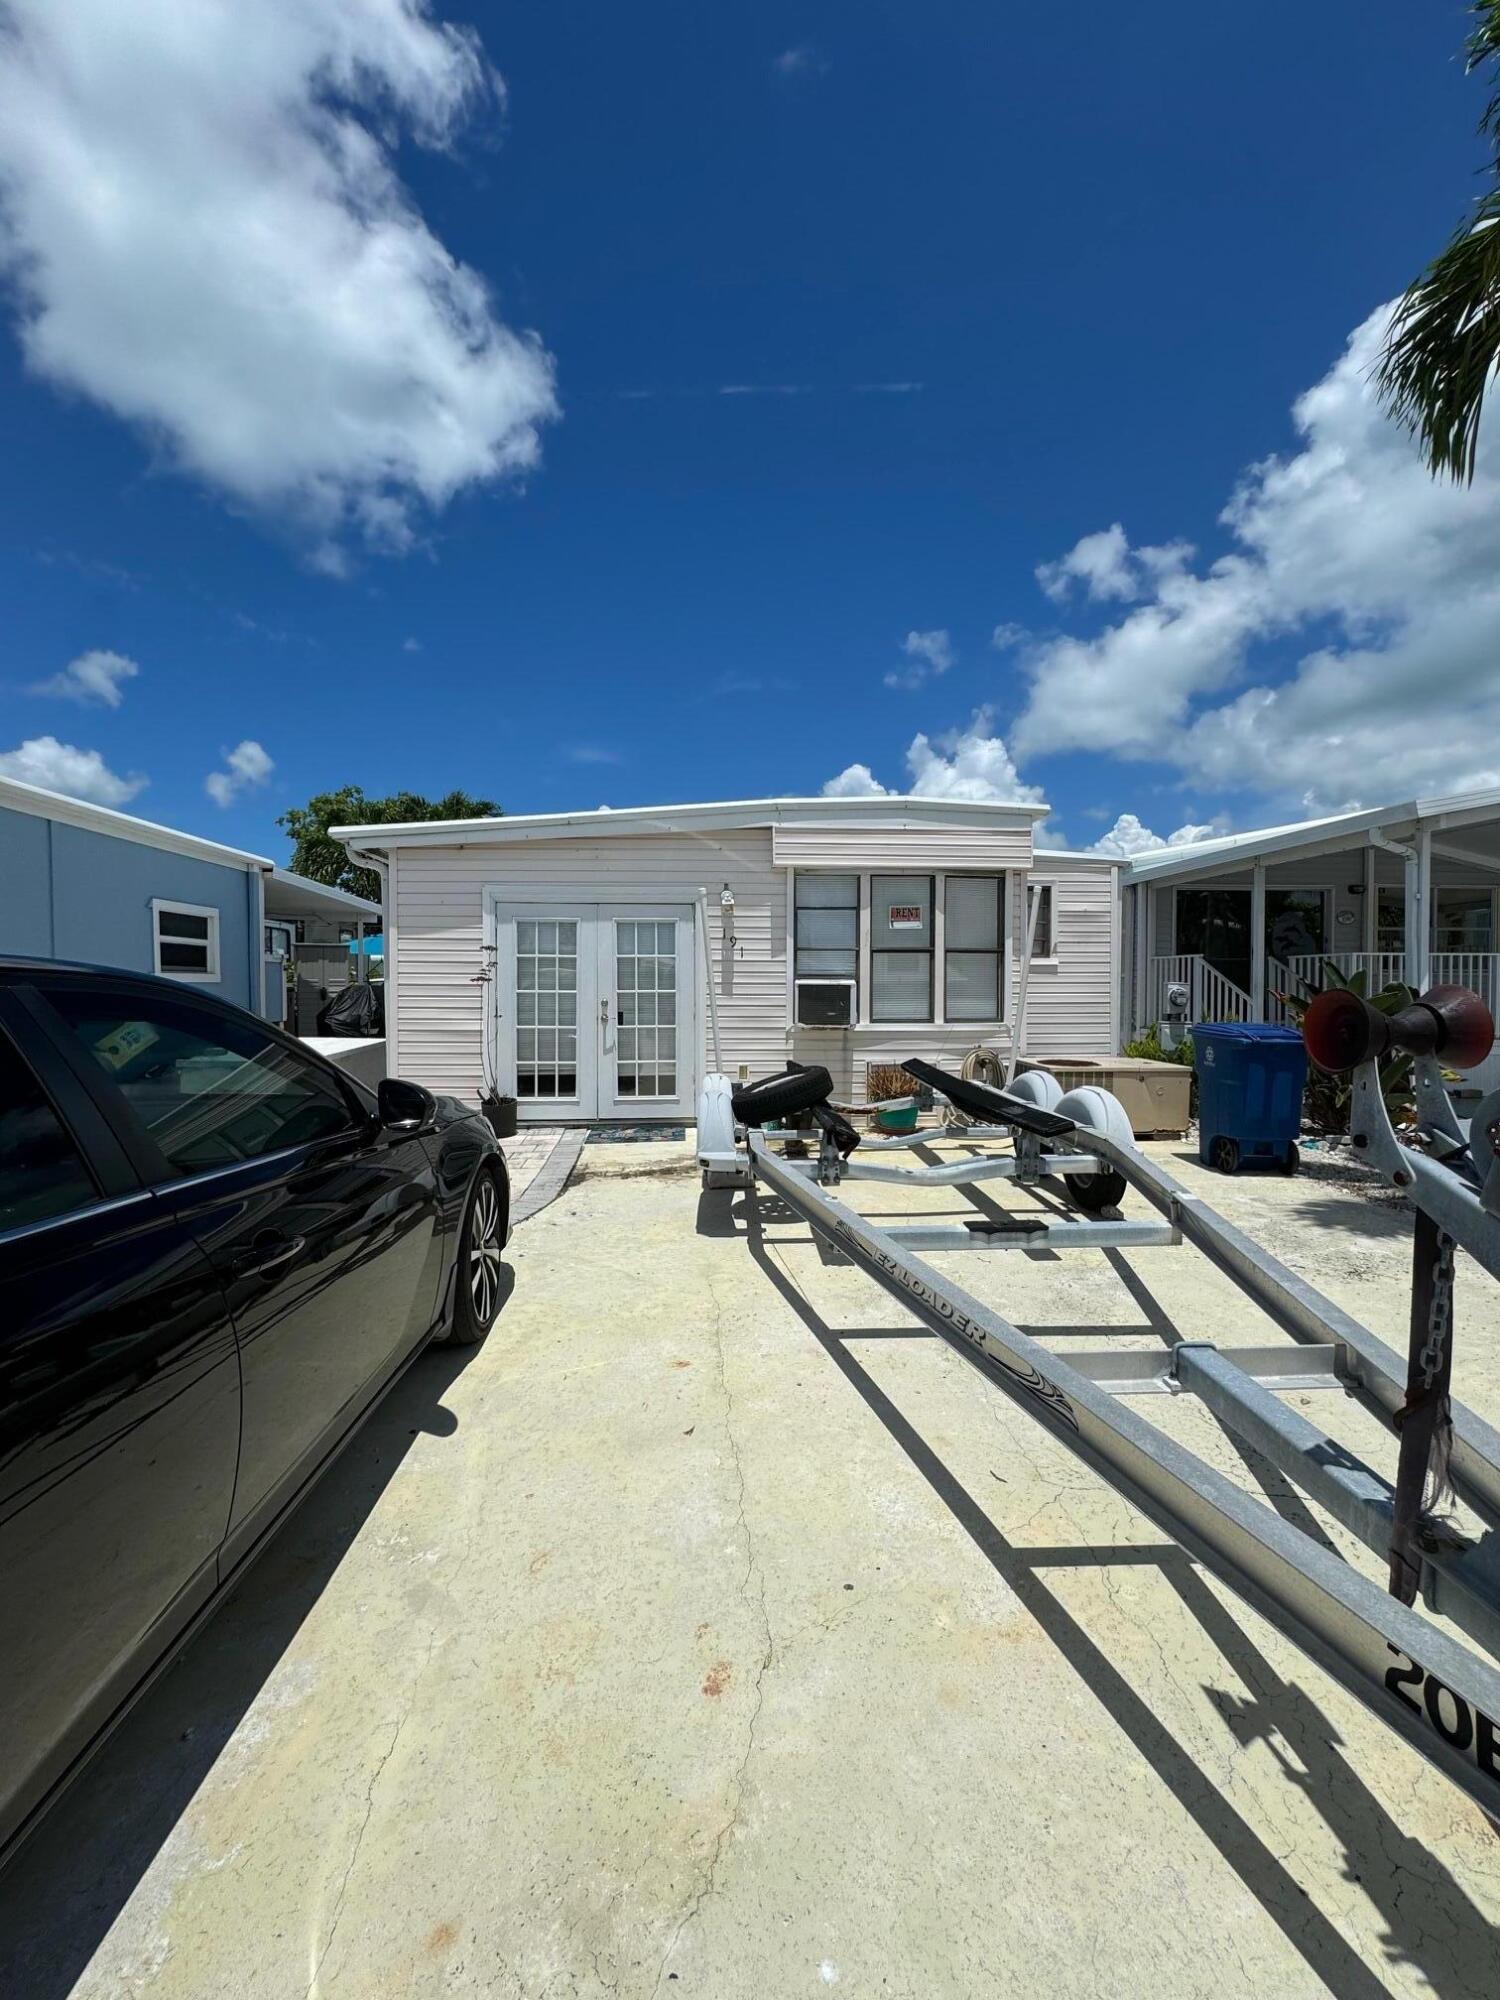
[1008,1067,1065,1114]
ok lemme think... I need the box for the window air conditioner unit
[795,978,856,1028]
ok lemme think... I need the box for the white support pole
[1406,828,1432,993]
[1363,842,1376,955]
[1250,862,1267,1022]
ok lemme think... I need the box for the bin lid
[1191,1020,1304,1045]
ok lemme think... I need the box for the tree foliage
[278,787,500,903]
[1378,3,1500,481]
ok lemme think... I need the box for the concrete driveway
[3,1137,1499,1998]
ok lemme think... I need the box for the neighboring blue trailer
[0,775,376,1021]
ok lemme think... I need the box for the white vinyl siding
[389,831,1117,1111]
[1021,860,1119,1060]
[394,830,789,1105]
[773,822,1032,872]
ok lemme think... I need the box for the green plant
[278,785,500,902]
[1273,961,1416,1136]
[1378,4,1500,481]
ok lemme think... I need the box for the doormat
[586,1125,686,1144]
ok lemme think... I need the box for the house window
[152,900,220,983]
[871,874,934,1022]
[1434,888,1495,953]
[1377,887,1404,954]
[794,873,859,1002]
[1029,883,1055,959]
[945,875,1003,1021]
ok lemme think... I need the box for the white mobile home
[333,798,1121,1122]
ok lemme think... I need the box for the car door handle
[232,1233,305,1278]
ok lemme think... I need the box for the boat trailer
[696,986,1500,1823]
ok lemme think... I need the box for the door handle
[232,1233,306,1278]
[600,996,613,1052]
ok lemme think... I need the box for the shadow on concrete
[741,1196,1493,1999]
[0,1304,503,2000]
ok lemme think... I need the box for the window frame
[793,870,861,1012]
[152,898,222,984]
[943,872,1005,1024]
[788,870,1012,1029]
[869,872,935,1024]
[1027,881,1057,964]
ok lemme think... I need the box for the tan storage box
[1018,1056,1191,1139]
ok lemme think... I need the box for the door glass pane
[1266,890,1325,961]
[1377,887,1404,953]
[515,920,580,1100]
[1176,889,1251,995]
[945,951,999,1021]
[45,986,355,1174]
[0,1028,99,1232]
[615,918,678,1099]
[871,951,932,1022]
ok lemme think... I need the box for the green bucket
[876,1103,919,1135]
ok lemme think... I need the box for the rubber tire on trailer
[1053,1082,1131,1213]
[1209,1135,1241,1176]
[731,1065,833,1127]
[440,1166,508,1346]
[1065,1166,1128,1213]
[1281,1142,1300,1176]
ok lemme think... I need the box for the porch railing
[1150,949,1500,1036]
[1149,954,1253,1026]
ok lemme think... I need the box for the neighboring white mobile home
[333,798,1121,1122]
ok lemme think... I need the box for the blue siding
[0,807,261,1012]
[0,806,54,954]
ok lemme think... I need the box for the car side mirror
[377,1076,437,1134]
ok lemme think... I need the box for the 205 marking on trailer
[832,1220,1080,1434]
[1385,1642,1500,1788]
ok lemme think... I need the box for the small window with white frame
[152,899,220,983]
[1028,882,1056,960]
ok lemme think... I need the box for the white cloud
[822,761,888,798]
[402,636,423,653]
[205,738,274,807]
[1087,812,1222,858]
[29,648,140,707]
[991,622,1027,651]
[884,627,953,690]
[1013,302,1500,808]
[0,735,146,805]
[822,708,1046,807]
[0,0,558,569]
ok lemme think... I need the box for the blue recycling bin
[1192,1021,1308,1174]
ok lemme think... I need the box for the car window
[0,1026,99,1232]
[45,985,359,1176]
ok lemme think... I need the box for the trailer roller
[696,991,1500,1824]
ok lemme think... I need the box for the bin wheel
[1209,1135,1240,1175]
[731,1065,833,1126]
[1281,1143,1300,1176]
[1065,1167,1128,1213]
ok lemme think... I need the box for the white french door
[491,902,696,1122]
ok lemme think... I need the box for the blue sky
[2,1,1497,864]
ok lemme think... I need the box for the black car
[0,958,509,1857]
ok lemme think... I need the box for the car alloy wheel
[468,1172,503,1327]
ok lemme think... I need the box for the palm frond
[1376,3,1500,482]
[1377,190,1500,483]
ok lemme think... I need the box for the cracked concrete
[3,1135,1500,1997]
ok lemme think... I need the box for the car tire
[731,1064,833,1127]
[441,1166,508,1346]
